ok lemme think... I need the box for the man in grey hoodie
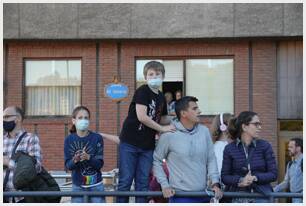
[153,96,222,203]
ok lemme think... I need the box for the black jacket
[13,152,61,203]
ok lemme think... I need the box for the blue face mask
[75,119,89,131]
[147,78,163,89]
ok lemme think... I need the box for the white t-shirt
[214,140,229,175]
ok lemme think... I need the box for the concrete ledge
[3,3,302,39]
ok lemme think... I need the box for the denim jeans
[71,183,106,203]
[169,196,211,203]
[232,197,270,203]
[292,197,303,203]
[117,142,153,203]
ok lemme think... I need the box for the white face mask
[75,119,89,131]
[147,78,162,89]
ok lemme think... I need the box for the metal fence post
[83,194,89,203]
[269,194,275,203]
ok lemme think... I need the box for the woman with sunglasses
[221,111,277,203]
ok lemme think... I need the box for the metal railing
[51,173,116,179]
[3,190,303,203]
[4,171,302,203]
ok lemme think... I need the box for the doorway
[162,82,183,101]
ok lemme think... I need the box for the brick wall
[252,41,278,155]
[4,39,278,171]
[100,42,120,171]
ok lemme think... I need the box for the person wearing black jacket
[13,152,61,203]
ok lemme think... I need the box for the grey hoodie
[153,119,219,191]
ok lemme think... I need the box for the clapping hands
[73,147,90,163]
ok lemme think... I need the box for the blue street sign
[104,83,129,100]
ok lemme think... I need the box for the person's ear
[16,115,22,123]
[180,110,186,119]
[297,146,302,153]
[242,124,247,132]
[72,118,77,125]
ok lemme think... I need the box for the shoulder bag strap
[3,132,27,190]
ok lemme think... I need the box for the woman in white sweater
[210,113,233,175]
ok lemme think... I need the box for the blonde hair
[210,113,233,142]
[164,92,173,101]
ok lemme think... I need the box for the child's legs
[169,196,210,203]
[135,148,153,203]
[254,197,270,203]
[89,183,106,203]
[71,184,85,203]
[117,142,138,203]
[292,197,303,203]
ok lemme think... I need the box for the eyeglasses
[249,122,262,128]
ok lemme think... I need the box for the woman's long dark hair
[228,111,257,140]
[69,105,91,133]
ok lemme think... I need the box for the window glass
[25,60,81,116]
[186,59,234,115]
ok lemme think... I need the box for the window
[186,59,233,115]
[136,58,233,115]
[25,60,81,116]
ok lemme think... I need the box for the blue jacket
[221,138,277,194]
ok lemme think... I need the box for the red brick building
[3,4,303,183]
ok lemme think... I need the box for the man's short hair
[175,96,198,120]
[290,137,303,153]
[143,61,165,78]
[14,106,25,121]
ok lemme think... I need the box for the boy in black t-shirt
[117,61,175,203]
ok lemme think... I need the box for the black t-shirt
[119,84,167,150]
